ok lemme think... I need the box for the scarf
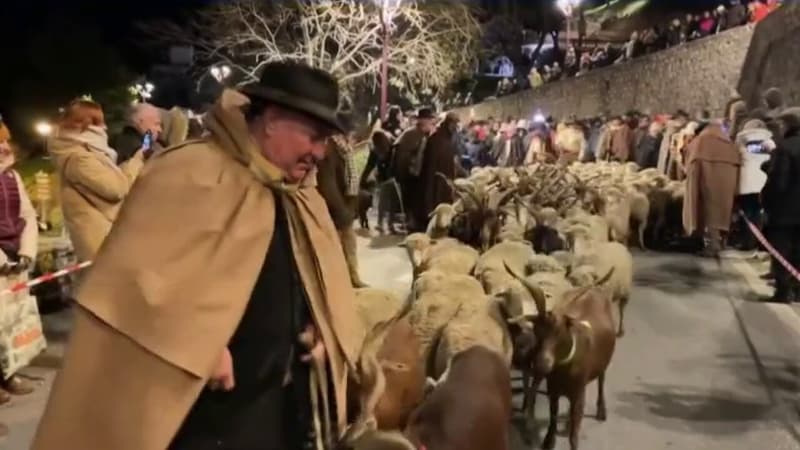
[57,125,118,163]
[331,135,361,197]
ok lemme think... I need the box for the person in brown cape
[393,108,436,233]
[682,121,742,257]
[420,113,459,221]
[607,116,636,162]
[31,62,366,450]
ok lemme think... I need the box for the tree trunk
[530,32,547,64]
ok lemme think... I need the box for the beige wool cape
[682,124,742,236]
[32,90,365,450]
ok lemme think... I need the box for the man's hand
[208,347,235,391]
[13,256,32,274]
[298,324,326,366]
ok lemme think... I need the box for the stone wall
[737,3,800,108]
[452,25,755,121]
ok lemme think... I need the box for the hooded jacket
[48,127,144,262]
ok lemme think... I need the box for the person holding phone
[734,119,774,250]
[48,99,145,263]
[110,102,163,165]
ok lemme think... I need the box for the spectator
[682,14,698,41]
[727,0,749,28]
[0,121,39,424]
[666,19,682,47]
[714,5,728,33]
[761,108,800,302]
[733,119,773,251]
[109,102,163,165]
[608,117,635,162]
[635,121,665,169]
[749,0,770,22]
[698,11,716,38]
[48,99,145,262]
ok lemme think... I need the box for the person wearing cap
[682,120,742,257]
[394,107,437,232]
[0,121,39,438]
[32,62,366,450]
[761,108,800,303]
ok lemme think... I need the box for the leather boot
[3,375,34,396]
[338,227,368,288]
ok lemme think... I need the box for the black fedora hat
[240,61,344,132]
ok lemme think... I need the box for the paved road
[1,230,800,450]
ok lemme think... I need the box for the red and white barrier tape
[738,211,800,282]
[0,261,93,297]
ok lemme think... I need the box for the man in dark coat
[635,121,664,169]
[420,113,458,224]
[761,108,800,303]
[393,108,436,232]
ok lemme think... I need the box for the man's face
[259,107,333,183]
[136,108,163,139]
[417,118,435,135]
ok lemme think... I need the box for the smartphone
[142,131,153,152]
[746,142,766,154]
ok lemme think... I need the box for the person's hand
[208,347,235,391]
[298,324,326,366]
[13,256,32,274]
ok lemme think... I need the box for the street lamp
[210,65,232,83]
[34,121,53,137]
[376,0,402,122]
[130,82,155,103]
[557,0,582,47]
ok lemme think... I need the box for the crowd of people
[358,86,800,304]
[492,0,783,97]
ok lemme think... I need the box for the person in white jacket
[733,119,775,250]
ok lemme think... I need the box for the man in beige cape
[32,62,365,450]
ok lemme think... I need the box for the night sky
[0,0,741,142]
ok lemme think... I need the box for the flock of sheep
[339,161,687,450]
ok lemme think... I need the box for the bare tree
[148,0,481,102]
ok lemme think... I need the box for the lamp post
[557,0,582,48]
[210,65,232,84]
[377,0,401,122]
[130,82,155,103]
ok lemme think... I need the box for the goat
[505,264,616,450]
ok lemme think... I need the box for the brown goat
[404,345,512,450]
[506,265,616,450]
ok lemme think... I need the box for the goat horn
[503,262,547,317]
[596,267,616,286]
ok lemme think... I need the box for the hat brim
[240,84,345,133]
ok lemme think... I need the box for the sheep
[426,203,458,239]
[431,298,513,378]
[408,274,486,369]
[474,241,537,277]
[626,184,650,250]
[602,188,631,245]
[401,233,476,278]
[570,235,634,337]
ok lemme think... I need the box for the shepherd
[32,62,366,450]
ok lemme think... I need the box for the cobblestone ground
[1,231,800,450]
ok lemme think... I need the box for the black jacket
[635,134,663,169]
[762,129,800,226]
[109,126,144,166]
